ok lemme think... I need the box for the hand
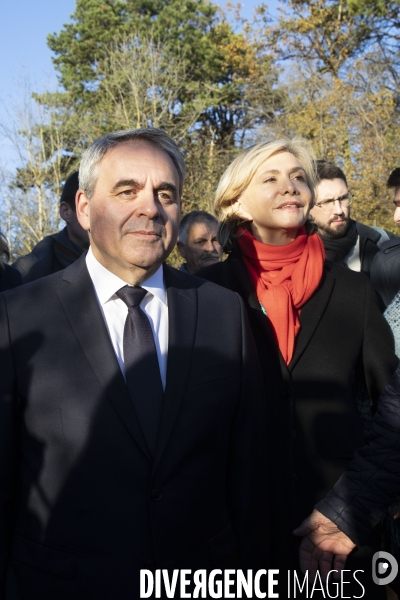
[387,496,400,520]
[293,509,356,581]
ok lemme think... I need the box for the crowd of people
[0,128,400,599]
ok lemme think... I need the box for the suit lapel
[228,252,335,376]
[56,256,152,462]
[154,265,197,469]
[289,264,335,370]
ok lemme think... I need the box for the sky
[0,0,278,168]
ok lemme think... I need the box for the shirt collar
[86,247,167,306]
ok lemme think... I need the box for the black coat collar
[222,251,335,371]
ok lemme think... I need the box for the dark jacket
[12,227,84,283]
[316,361,400,546]
[0,257,269,599]
[179,262,191,274]
[0,265,22,293]
[355,221,395,278]
[370,237,400,310]
[320,221,394,278]
[199,249,398,554]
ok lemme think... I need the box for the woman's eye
[294,175,305,181]
[264,177,276,183]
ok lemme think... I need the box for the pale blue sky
[0,1,278,167]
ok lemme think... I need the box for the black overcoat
[0,255,269,599]
[199,249,398,562]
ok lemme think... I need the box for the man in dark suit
[0,129,268,599]
[13,171,90,283]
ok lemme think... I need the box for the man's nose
[211,240,221,255]
[393,206,400,224]
[136,190,161,219]
[204,239,216,252]
[331,200,344,215]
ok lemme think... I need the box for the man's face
[310,178,350,239]
[68,211,90,249]
[76,140,181,284]
[178,221,222,273]
[393,187,400,224]
[60,201,90,250]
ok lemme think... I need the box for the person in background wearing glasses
[310,160,395,278]
[371,168,400,311]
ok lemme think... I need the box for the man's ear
[76,190,91,232]
[177,241,186,260]
[59,202,72,224]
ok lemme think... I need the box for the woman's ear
[231,199,253,222]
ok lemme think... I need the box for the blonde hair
[214,138,317,249]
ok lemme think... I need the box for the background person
[177,210,222,273]
[0,230,22,292]
[371,167,400,311]
[0,128,269,599]
[198,139,398,599]
[13,171,90,282]
[310,160,395,277]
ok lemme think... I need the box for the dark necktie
[116,285,164,456]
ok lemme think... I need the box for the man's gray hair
[178,210,218,245]
[79,128,186,198]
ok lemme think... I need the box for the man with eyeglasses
[310,160,395,278]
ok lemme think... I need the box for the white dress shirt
[86,247,168,390]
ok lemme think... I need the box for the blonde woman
[199,139,398,598]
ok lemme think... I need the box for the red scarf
[237,227,325,364]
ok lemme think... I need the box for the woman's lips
[277,202,303,210]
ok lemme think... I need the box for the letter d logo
[372,551,398,586]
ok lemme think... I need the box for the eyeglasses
[314,192,353,212]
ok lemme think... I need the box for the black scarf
[320,219,357,265]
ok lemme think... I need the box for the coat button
[151,488,162,501]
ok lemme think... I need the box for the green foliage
[3,0,400,257]
[47,0,221,98]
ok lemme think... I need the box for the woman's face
[237,151,313,245]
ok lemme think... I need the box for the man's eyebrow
[110,179,177,195]
[319,192,349,202]
[156,181,177,194]
[111,179,141,193]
